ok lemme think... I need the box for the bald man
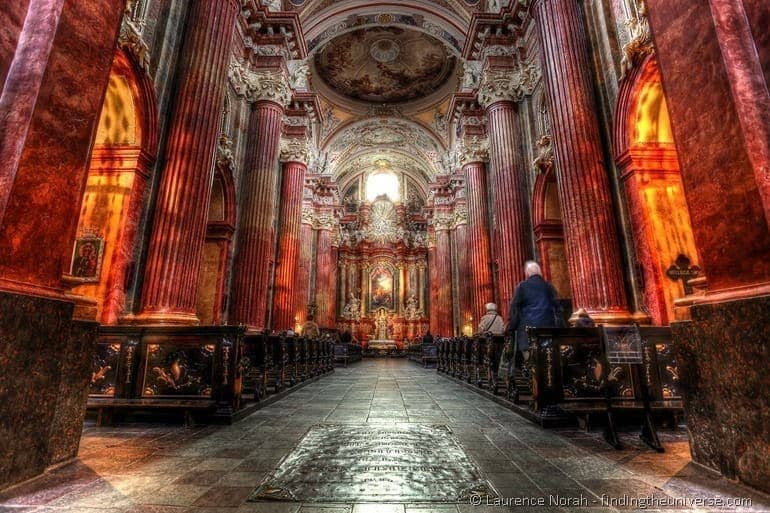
[506,261,563,364]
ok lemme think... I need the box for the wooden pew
[528,325,682,450]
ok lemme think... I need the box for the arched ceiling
[290,0,483,194]
[323,117,448,188]
[314,26,457,105]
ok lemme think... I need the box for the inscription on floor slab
[249,423,497,502]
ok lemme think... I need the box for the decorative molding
[431,212,454,231]
[461,60,483,90]
[620,0,654,79]
[118,17,150,74]
[288,58,311,91]
[477,62,541,107]
[280,136,311,164]
[453,204,469,228]
[459,136,489,164]
[228,59,292,107]
[216,134,236,172]
[532,134,554,174]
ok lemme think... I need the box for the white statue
[404,294,421,321]
[342,293,362,321]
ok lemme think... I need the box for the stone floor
[1,359,768,513]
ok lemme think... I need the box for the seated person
[476,303,505,335]
[300,314,320,338]
[340,329,352,344]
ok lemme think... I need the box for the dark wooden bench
[528,325,683,451]
[334,342,363,367]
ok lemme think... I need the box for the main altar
[335,186,429,348]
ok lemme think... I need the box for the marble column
[478,84,532,313]
[315,223,339,328]
[0,0,123,297]
[708,0,770,223]
[533,0,631,322]
[430,217,453,336]
[293,210,314,326]
[272,148,308,330]
[452,207,472,332]
[229,75,291,330]
[461,150,495,324]
[138,0,238,322]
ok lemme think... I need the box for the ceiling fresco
[314,26,457,104]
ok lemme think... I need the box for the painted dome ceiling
[314,26,457,104]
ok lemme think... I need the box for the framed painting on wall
[68,236,105,282]
[369,266,394,310]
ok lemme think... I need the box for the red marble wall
[646,0,770,291]
[0,0,124,296]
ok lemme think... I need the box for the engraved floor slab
[250,423,496,503]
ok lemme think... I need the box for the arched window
[366,170,400,202]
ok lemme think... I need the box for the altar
[366,339,399,355]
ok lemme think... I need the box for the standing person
[505,261,563,369]
[476,303,505,335]
[422,330,434,345]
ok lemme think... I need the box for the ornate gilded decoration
[280,136,311,164]
[341,293,362,321]
[459,136,489,164]
[477,62,541,107]
[228,59,292,107]
[531,134,554,174]
[118,17,150,74]
[216,134,236,171]
[620,0,654,78]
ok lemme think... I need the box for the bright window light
[366,171,400,202]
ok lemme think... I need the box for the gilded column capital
[477,62,541,108]
[459,136,490,165]
[453,204,469,228]
[431,212,454,232]
[228,59,292,107]
[280,136,310,165]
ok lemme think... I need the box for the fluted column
[452,206,472,331]
[315,224,339,328]
[429,217,453,336]
[230,94,288,330]
[139,0,238,323]
[272,145,308,329]
[293,210,314,326]
[533,0,631,322]
[478,78,533,313]
[461,143,495,323]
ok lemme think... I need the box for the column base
[127,311,201,325]
[671,293,770,494]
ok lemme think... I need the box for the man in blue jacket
[505,261,563,368]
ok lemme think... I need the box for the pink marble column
[273,159,308,330]
[484,100,532,314]
[429,221,453,336]
[533,0,631,322]
[463,160,495,323]
[315,225,339,328]
[139,0,238,323]
[230,100,285,330]
[453,214,472,331]
[0,0,65,222]
[708,0,770,223]
[293,216,314,325]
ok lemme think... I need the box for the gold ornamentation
[477,62,541,108]
[620,0,654,79]
[280,136,311,164]
[531,134,554,174]
[459,136,489,164]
